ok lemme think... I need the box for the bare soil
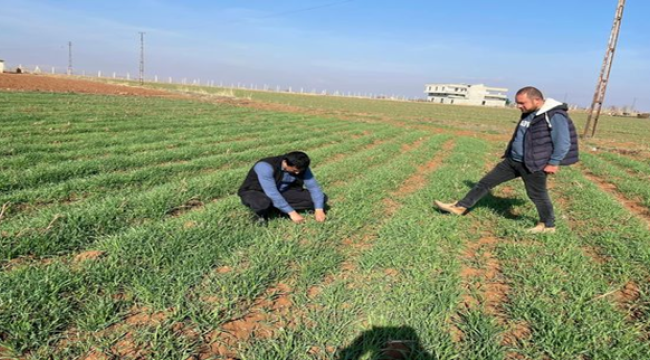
[0,73,178,97]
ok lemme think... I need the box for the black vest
[504,106,579,172]
[238,156,306,194]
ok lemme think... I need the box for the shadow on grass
[336,326,435,360]
[462,180,530,221]
[433,181,531,222]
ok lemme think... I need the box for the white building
[425,83,508,107]
[0,60,4,73]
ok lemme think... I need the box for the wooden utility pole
[139,32,145,85]
[583,0,626,138]
[67,41,73,75]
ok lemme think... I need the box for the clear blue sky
[1,0,649,111]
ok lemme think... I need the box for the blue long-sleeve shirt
[253,162,325,214]
[510,112,571,165]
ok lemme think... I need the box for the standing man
[238,151,327,225]
[434,86,579,233]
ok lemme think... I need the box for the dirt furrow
[580,168,650,230]
[197,138,455,359]
[452,183,533,359]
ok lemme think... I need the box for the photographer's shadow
[336,326,435,360]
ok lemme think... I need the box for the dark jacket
[238,156,305,194]
[504,99,579,172]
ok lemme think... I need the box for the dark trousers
[457,158,555,227]
[238,188,324,218]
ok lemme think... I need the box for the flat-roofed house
[425,83,508,107]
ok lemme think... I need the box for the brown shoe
[434,200,467,215]
[526,223,556,234]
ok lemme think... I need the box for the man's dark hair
[516,86,544,100]
[284,151,310,170]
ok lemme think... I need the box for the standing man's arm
[544,113,571,174]
[303,168,326,222]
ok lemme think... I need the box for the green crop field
[104,78,650,146]
[1,87,650,360]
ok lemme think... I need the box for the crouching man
[238,151,327,225]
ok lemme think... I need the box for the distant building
[0,60,4,73]
[425,83,508,107]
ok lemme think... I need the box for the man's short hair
[516,86,544,100]
[284,151,310,170]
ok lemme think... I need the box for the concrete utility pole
[67,41,73,75]
[139,32,145,85]
[583,0,626,138]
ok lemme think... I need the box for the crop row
[0,125,382,261]
[0,126,425,355]
[0,127,379,222]
[0,108,303,156]
[0,120,359,193]
[580,152,650,209]
[0,92,245,127]
[239,136,487,359]
[0,105,260,144]
[0,114,327,169]
[593,151,650,178]
[54,131,440,359]
[477,161,650,359]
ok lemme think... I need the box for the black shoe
[252,215,268,227]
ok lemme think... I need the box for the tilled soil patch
[0,73,180,97]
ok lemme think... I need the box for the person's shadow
[335,326,435,360]
[432,181,529,221]
[460,181,531,221]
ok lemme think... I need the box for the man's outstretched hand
[288,210,326,223]
[314,209,327,222]
[289,211,305,224]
